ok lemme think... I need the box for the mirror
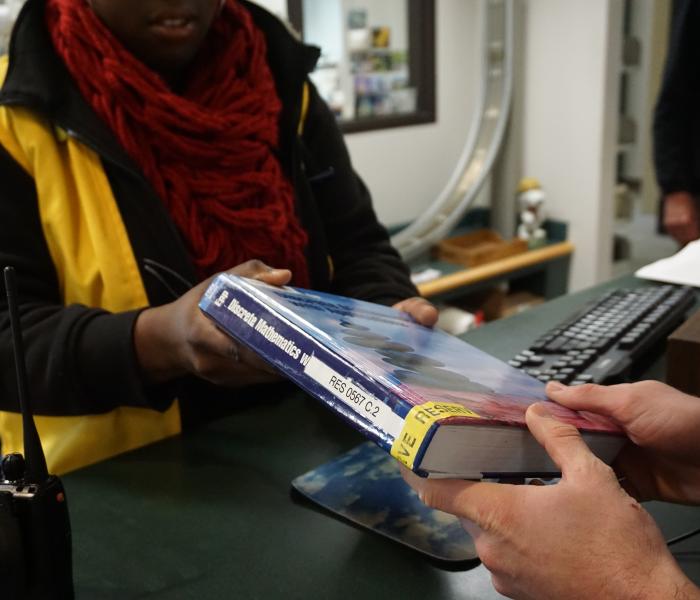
[287,0,435,133]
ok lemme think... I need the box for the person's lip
[148,11,198,40]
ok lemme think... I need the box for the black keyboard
[509,285,697,385]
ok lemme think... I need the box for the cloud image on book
[200,274,624,479]
[291,442,478,563]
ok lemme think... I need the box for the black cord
[666,526,700,547]
[143,258,194,289]
[142,264,181,300]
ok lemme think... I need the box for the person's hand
[547,380,700,504]
[393,296,438,327]
[134,260,291,387]
[663,191,700,245]
[402,403,698,600]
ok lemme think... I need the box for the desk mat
[291,442,478,563]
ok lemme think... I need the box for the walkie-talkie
[0,266,74,599]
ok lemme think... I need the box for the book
[199,274,624,479]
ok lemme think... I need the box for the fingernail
[529,402,553,418]
[546,381,566,393]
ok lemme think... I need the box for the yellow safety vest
[0,56,181,474]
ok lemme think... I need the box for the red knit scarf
[46,0,309,286]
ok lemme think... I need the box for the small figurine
[516,177,547,248]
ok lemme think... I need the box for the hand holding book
[403,381,700,600]
[133,259,437,389]
[133,260,290,387]
[548,380,700,505]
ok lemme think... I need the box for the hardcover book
[200,274,624,479]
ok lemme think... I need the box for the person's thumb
[526,402,608,483]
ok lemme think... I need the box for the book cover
[200,274,622,478]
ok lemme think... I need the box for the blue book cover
[200,274,622,478]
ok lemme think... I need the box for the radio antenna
[4,266,49,484]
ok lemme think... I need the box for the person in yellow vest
[0,0,436,474]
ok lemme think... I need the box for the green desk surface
[64,275,700,599]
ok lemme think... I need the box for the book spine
[199,278,407,452]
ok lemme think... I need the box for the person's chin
[145,48,200,82]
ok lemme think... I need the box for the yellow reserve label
[390,402,481,470]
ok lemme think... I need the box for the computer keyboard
[509,285,697,385]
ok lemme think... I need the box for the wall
[520,0,622,290]
[302,0,344,63]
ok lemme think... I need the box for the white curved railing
[391,0,514,261]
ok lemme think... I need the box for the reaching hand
[663,191,700,245]
[547,380,700,504]
[402,403,698,600]
[134,260,290,387]
[393,296,439,327]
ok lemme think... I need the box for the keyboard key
[544,337,569,352]
[618,337,636,349]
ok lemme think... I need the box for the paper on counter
[635,239,700,288]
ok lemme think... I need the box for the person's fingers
[201,321,279,373]
[228,260,292,285]
[393,297,439,327]
[238,345,279,375]
[525,403,604,481]
[401,466,516,528]
[256,268,292,286]
[545,381,625,418]
[190,311,240,358]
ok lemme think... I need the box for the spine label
[304,356,403,437]
[391,402,481,469]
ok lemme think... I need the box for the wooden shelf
[417,241,574,298]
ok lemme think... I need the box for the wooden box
[434,229,528,267]
[666,307,700,397]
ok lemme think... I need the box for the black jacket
[653,0,700,195]
[0,0,417,427]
